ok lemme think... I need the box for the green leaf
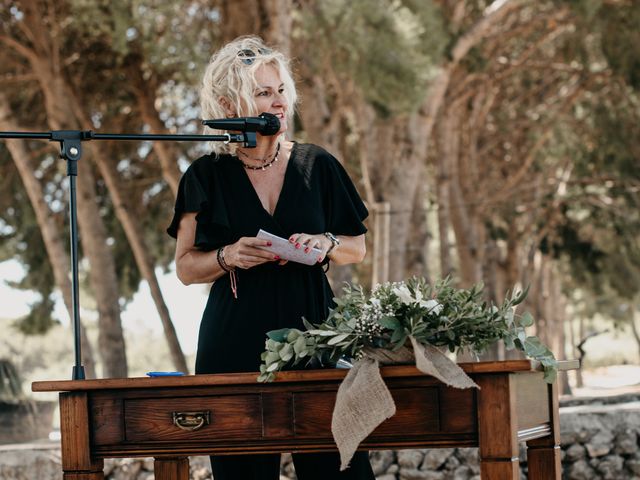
[293,336,307,355]
[287,329,301,342]
[302,318,313,331]
[504,334,515,350]
[267,351,282,363]
[267,328,290,342]
[511,285,530,305]
[279,343,293,361]
[307,329,338,336]
[543,367,557,384]
[378,316,402,330]
[266,362,281,372]
[328,333,350,345]
[519,312,534,328]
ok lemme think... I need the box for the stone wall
[1,401,639,480]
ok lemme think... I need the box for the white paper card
[256,229,322,265]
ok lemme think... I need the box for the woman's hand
[289,232,367,265]
[224,237,281,269]
[288,233,334,263]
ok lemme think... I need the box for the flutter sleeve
[323,153,369,236]
[166,158,232,251]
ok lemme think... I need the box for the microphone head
[258,112,281,136]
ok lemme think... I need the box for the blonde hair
[200,35,298,155]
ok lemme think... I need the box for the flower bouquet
[257,277,557,469]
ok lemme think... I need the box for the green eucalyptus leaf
[302,317,316,331]
[328,333,351,345]
[267,328,290,342]
[265,352,280,364]
[543,367,557,384]
[279,343,293,361]
[266,362,281,372]
[378,316,402,330]
[519,312,534,328]
[293,335,307,354]
[307,329,338,336]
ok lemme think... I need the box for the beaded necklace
[237,142,281,171]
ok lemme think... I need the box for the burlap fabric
[331,336,479,470]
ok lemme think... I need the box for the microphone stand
[0,128,256,380]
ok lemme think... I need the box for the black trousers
[210,451,375,479]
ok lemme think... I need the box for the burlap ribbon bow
[331,336,480,470]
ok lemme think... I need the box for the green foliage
[296,0,448,115]
[258,278,557,383]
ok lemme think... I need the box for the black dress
[167,142,368,374]
[167,143,375,480]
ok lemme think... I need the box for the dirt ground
[565,364,640,398]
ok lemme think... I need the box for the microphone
[202,112,280,136]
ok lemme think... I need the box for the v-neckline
[238,141,297,219]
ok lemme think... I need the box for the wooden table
[32,359,577,479]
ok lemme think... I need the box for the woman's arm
[175,213,277,285]
[288,233,366,266]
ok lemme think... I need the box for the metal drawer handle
[172,411,210,432]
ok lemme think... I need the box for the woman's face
[253,64,288,135]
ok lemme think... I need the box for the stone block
[614,429,638,455]
[399,469,444,480]
[444,454,460,470]
[420,448,454,470]
[565,444,587,461]
[455,448,479,466]
[595,454,625,480]
[376,475,397,480]
[566,459,597,480]
[370,450,395,475]
[397,449,426,469]
[626,458,640,476]
[452,465,472,480]
[585,430,614,458]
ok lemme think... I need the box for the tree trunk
[0,95,97,379]
[219,0,293,52]
[123,52,182,196]
[630,310,640,364]
[79,135,189,374]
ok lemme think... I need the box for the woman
[167,36,374,480]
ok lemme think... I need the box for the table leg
[154,457,190,480]
[526,381,561,479]
[476,374,519,480]
[60,392,104,479]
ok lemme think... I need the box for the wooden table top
[32,359,579,392]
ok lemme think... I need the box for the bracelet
[323,232,340,257]
[216,246,235,273]
[216,246,238,299]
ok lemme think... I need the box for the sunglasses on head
[237,47,272,65]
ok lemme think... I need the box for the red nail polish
[267,241,272,246]
[304,247,309,253]
[295,243,300,249]
[274,255,280,260]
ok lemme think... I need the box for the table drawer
[124,394,262,442]
[293,387,440,439]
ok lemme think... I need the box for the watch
[323,232,340,256]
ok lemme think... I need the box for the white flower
[392,283,443,315]
[422,299,443,315]
[392,284,414,305]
